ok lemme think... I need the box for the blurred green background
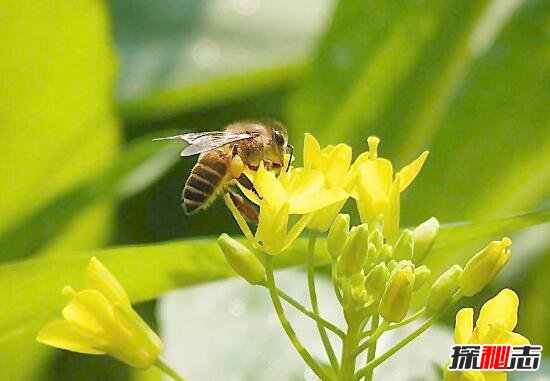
[0,0,549,380]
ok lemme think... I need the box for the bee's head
[269,123,293,171]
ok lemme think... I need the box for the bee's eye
[273,130,285,146]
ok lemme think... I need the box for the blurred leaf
[119,63,304,124]
[287,0,489,151]
[0,135,181,263]
[111,0,329,121]
[403,0,550,224]
[1,209,548,379]
[287,0,550,226]
[0,1,120,380]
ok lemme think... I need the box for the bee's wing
[153,131,254,157]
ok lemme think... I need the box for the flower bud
[428,265,462,311]
[413,265,431,291]
[369,229,384,251]
[339,224,369,277]
[376,244,393,263]
[379,266,415,322]
[327,214,350,259]
[364,262,390,299]
[458,238,512,296]
[412,217,439,263]
[365,242,377,269]
[393,230,414,261]
[217,234,266,285]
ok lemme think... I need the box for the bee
[154,120,293,222]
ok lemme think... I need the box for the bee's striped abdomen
[183,150,229,214]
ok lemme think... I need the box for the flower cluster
[224,134,428,255]
[219,133,521,381]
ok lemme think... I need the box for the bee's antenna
[286,144,294,173]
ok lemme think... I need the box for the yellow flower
[37,257,162,369]
[444,289,529,381]
[303,133,353,231]
[228,162,348,255]
[351,136,429,239]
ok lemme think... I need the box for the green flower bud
[339,224,369,277]
[413,265,431,291]
[365,242,377,270]
[364,262,390,299]
[393,230,414,261]
[369,229,384,251]
[379,266,415,323]
[217,234,266,285]
[427,265,462,311]
[327,214,350,259]
[376,244,393,263]
[386,259,397,273]
[458,238,512,296]
[412,217,439,263]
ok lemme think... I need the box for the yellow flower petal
[455,308,474,344]
[357,158,394,199]
[477,289,518,331]
[289,188,348,214]
[472,325,529,345]
[303,133,321,169]
[110,304,163,368]
[37,320,105,354]
[397,151,429,192]
[62,290,117,337]
[86,257,130,307]
[256,203,289,255]
[307,199,348,231]
[254,164,287,209]
[324,143,352,187]
[285,168,325,200]
[283,214,314,252]
[385,176,400,239]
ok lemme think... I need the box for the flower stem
[308,231,340,373]
[264,256,331,381]
[154,357,186,381]
[332,262,343,305]
[353,292,463,380]
[386,308,426,331]
[339,317,363,381]
[362,314,380,381]
[274,287,345,338]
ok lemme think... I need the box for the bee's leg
[236,174,262,200]
[226,190,259,224]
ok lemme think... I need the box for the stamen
[61,285,76,298]
[367,136,380,159]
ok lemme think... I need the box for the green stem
[354,292,463,380]
[339,317,363,381]
[363,315,380,381]
[386,308,426,331]
[275,287,345,338]
[265,256,331,381]
[308,231,340,373]
[154,357,186,381]
[332,262,343,305]
[354,319,389,356]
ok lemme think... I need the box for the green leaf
[0,135,181,263]
[403,0,550,223]
[287,0,490,152]
[119,63,304,124]
[287,0,550,226]
[0,1,120,379]
[0,209,548,380]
